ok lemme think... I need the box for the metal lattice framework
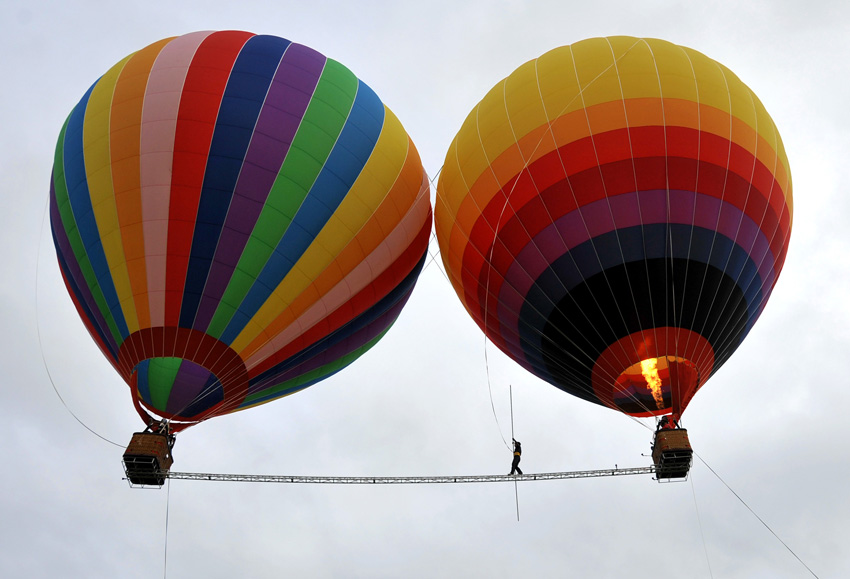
[157,466,658,485]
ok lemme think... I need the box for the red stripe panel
[459,126,789,315]
[477,156,788,278]
[467,127,787,267]
[164,31,254,326]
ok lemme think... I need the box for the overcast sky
[1,1,848,577]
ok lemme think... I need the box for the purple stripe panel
[493,189,777,365]
[194,43,327,331]
[50,179,119,356]
[164,360,218,415]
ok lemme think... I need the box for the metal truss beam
[161,466,657,485]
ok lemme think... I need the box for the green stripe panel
[206,59,358,338]
[145,357,182,410]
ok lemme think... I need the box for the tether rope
[37,197,124,448]
[690,470,715,578]
[163,478,171,579]
[696,453,819,578]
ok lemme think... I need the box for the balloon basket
[122,433,173,487]
[652,429,693,481]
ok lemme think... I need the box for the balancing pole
[510,384,519,522]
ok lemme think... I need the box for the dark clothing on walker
[509,439,522,475]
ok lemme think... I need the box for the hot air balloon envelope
[51,31,432,430]
[435,37,791,418]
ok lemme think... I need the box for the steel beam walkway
[159,465,657,485]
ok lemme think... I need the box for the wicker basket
[652,429,692,479]
[123,432,173,485]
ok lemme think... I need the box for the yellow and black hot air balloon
[436,37,792,421]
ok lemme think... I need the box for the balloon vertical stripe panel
[192,42,325,332]
[83,55,141,335]
[51,173,120,361]
[50,31,432,428]
[436,37,791,417]
[140,31,215,329]
[244,167,432,376]
[203,56,355,340]
[164,31,255,329]
[240,148,430,368]
[178,34,293,330]
[242,244,429,408]
[218,72,384,348]
[55,83,129,345]
[109,38,173,332]
[230,102,410,359]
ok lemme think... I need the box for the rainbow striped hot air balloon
[436,37,791,419]
[50,31,431,431]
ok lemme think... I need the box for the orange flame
[640,358,665,410]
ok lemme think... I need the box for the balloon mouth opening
[612,356,699,416]
[133,357,225,420]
